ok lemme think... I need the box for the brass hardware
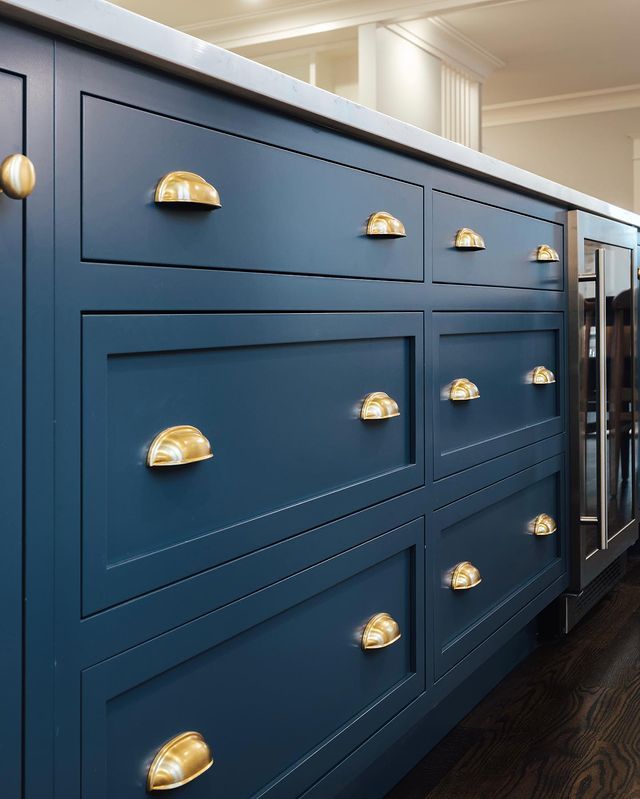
[451,561,482,590]
[155,171,221,208]
[454,227,485,250]
[535,244,560,262]
[361,613,401,650]
[147,731,213,791]
[449,378,480,401]
[0,154,36,199]
[531,366,556,385]
[532,513,557,536]
[360,391,400,421]
[366,211,406,238]
[147,425,213,467]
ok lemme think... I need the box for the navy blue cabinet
[82,311,423,612]
[0,23,54,799]
[0,16,579,799]
[82,519,425,799]
[432,311,564,478]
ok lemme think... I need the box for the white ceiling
[109,0,640,105]
[445,0,640,104]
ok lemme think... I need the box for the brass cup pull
[366,211,406,238]
[449,378,480,401]
[361,612,401,650]
[0,154,36,199]
[360,391,400,421]
[532,513,557,536]
[147,425,213,467]
[451,561,482,590]
[147,731,213,791]
[535,244,560,262]
[455,227,485,250]
[155,171,221,208]
[531,366,556,385]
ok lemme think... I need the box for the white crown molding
[483,84,640,127]
[181,0,529,50]
[389,16,505,81]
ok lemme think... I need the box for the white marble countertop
[1,0,639,228]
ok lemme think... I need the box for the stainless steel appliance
[564,211,639,629]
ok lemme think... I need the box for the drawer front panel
[433,191,564,290]
[82,519,425,799]
[433,312,563,479]
[82,96,424,280]
[83,312,423,613]
[434,456,564,677]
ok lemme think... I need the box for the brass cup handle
[531,366,556,385]
[155,171,221,208]
[361,613,401,650]
[535,244,560,262]
[360,391,400,420]
[147,731,213,791]
[455,227,485,250]
[366,211,406,237]
[147,425,213,467]
[0,154,36,199]
[451,561,482,590]
[532,513,557,536]
[449,378,480,401]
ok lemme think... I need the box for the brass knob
[454,227,485,250]
[155,171,221,208]
[366,211,406,237]
[147,425,213,467]
[360,391,400,420]
[147,731,213,791]
[449,378,480,401]
[361,612,401,650]
[0,154,36,199]
[532,513,557,536]
[531,366,556,385]
[451,561,482,590]
[535,245,560,262]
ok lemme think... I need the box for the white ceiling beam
[483,83,640,127]
[181,0,530,50]
[389,16,505,81]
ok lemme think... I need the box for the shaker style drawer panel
[433,191,564,290]
[82,312,424,613]
[433,456,564,677]
[82,519,425,799]
[81,96,424,280]
[433,312,563,479]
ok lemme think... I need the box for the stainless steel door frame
[568,210,639,592]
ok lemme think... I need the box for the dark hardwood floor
[386,556,640,799]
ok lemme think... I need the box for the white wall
[483,108,640,210]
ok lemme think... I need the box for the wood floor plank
[386,557,640,799]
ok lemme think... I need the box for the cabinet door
[569,211,639,590]
[0,21,54,799]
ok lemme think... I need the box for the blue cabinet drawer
[82,312,424,613]
[433,456,564,678]
[433,312,564,479]
[81,95,423,281]
[433,190,564,290]
[81,518,425,799]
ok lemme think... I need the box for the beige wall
[483,108,640,211]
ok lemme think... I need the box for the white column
[358,23,442,135]
[441,63,481,149]
[358,23,378,110]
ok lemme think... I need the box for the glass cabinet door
[571,212,638,589]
